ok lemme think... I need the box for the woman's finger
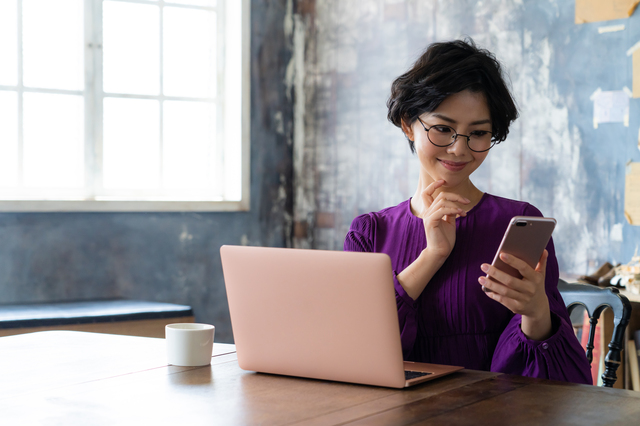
[481,284,526,313]
[479,276,516,298]
[498,250,547,283]
[481,263,518,288]
[426,197,469,215]
[499,253,533,278]
[431,191,471,206]
[534,250,549,274]
[480,262,532,296]
[421,181,470,217]
[421,180,446,208]
[423,206,466,223]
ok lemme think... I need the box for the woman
[344,39,592,384]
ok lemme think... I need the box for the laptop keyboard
[405,370,432,380]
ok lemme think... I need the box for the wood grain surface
[2,331,639,426]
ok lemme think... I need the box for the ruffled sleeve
[490,208,593,384]
[344,214,418,356]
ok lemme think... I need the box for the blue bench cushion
[0,300,194,329]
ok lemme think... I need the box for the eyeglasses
[417,118,495,153]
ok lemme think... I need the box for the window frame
[0,0,250,213]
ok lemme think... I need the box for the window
[0,0,250,212]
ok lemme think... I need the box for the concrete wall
[4,0,640,345]
[0,0,295,344]
[292,0,640,276]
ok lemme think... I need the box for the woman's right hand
[397,180,470,300]
[419,180,470,262]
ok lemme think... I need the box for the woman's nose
[446,134,469,155]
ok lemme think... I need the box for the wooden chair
[558,279,632,387]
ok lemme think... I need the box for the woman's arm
[397,180,470,300]
[343,215,419,356]
[489,241,592,384]
[396,249,448,300]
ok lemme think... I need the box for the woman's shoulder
[349,199,413,233]
[480,193,544,218]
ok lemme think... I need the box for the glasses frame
[417,118,496,153]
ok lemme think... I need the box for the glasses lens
[427,125,456,147]
[467,131,494,152]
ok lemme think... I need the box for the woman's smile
[438,159,469,172]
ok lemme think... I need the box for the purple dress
[344,193,592,384]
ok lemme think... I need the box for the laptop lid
[220,245,462,388]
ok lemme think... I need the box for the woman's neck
[410,175,484,217]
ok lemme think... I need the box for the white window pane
[0,0,18,86]
[0,91,19,186]
[163,7,216,98]
[103,1,159,96]
[103,98,160,190]
[23,93,84,188]
[163,101,215,189]
[166,0,216,7]
[22,0,84,91]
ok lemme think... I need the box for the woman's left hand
[478,250,552,341]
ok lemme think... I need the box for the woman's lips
[439,159,467,172]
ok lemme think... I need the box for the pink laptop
[220,245,463,388]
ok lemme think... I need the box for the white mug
[165,323,215,367]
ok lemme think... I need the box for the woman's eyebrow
[427,113,491,126]
[428,113,456,123]
[470,119,491,125]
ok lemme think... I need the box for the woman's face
[402,90,492,190]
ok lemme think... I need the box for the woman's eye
[433,126,453,134]
[470,130,490,137]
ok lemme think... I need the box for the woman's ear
[400,118,414,141]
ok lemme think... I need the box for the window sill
[0,199,250,212]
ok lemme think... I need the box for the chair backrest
[558,279,632,387]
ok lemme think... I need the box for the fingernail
[501,253,510,261]
[478,276,486,285]
[480,264,489,272]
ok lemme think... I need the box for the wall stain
[292,0,640,272]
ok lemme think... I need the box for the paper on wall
[633,49,640,98]
[590,88,631,128]
[625,41,640,98]
[611,223,624,242]
[625,162,640,225]
[576,0,640,24]
[598,24,625,33]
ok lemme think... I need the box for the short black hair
[387,39,518,153]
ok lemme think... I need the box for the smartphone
[483,216,556,292]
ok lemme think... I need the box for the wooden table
[2,331,640,425]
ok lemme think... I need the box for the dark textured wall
[0,0,294,344]
[6,0,640,345]
[292,0,640,276]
